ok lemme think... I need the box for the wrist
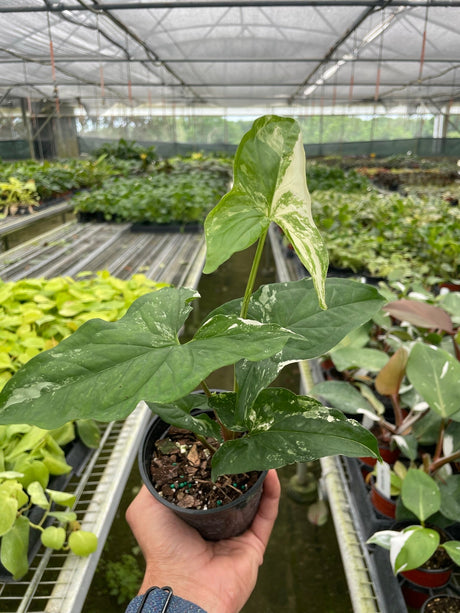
[126,586,208,613]
[139,568,232,613]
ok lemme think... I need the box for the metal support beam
[3,80,460,88]
[1,1,460,12]
[1,56,458,64]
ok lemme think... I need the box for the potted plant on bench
[0,115,385,539]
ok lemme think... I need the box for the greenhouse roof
[1,0,459,115]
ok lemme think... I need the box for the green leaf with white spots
[0,287,295,429]
[210,388,380,479]
[211,278,384,421]
[204,115,328,309]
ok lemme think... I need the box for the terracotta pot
[402,564,453,589]
[360,444,400,469]
[138,414,267,541]
[400,578,433,609]
[369,478,396,519]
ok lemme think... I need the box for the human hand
[125,469,281,613]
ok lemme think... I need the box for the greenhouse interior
[0,1,459,612]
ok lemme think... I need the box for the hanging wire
[348,32,357,104]
[370,9,386,145]
[418,3,430,81]
[96,14,106,105]
[46,11,60,115]
[126,32,133,106]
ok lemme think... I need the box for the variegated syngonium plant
[0,115,385,479]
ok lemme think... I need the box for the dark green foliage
[0,158,116,201]
[73,158,232,224]
[105,554,144,605]
[92,138,157,165]
[310,189,460,283]
[306,163,371,193]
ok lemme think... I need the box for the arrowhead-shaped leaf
[407,344,460,420]
[204,115,328,309]
[0,287,295,429]
[210,388,380,479]
[146,394,221,440]
[211,278,385,420]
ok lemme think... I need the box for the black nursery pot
[138,414,267,541]
[421,594,460,613]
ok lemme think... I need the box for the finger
[248,469,280,549]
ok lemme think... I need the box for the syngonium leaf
[147,394,221,440]
[0,287,296,429]
[406,343,460,420]
[211,278,385,421]
[203,115,328,309]
[208,388,380,480]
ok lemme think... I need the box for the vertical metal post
[20,97,35,160]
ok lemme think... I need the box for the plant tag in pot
[376,461,391,498]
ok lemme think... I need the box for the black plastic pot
[138,414,267,541]
[421,594,460,612]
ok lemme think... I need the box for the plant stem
[433,419,446,463]
[391,392,403,428]
[239,227,268,319]
[196,434,218,454]
[234,227,269,396]
[430,449,460,474]
[200,380,212,397]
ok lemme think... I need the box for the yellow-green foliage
[0,271,168,390]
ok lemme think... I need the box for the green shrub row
[311,190,460,283]
[72,159,232,224]
[0,158,118,202]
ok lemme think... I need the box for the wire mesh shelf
[0,224,206,612]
